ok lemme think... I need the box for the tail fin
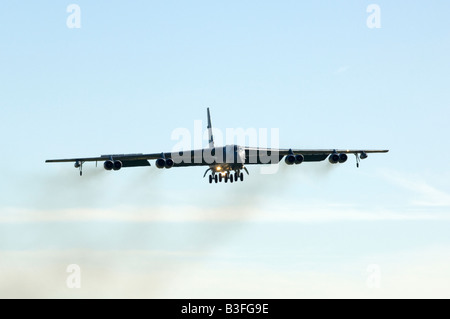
[207,107,214,149]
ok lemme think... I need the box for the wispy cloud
[2,203,448,224]
[2,166,450,224]
[380,169,450,207]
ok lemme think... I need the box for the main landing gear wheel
[208,171,244,184]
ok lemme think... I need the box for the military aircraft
[46,108,388,183]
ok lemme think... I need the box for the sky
[1,1,450,298]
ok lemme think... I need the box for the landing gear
[204,168,212,178]
[355,153,360,168]
[208,169,246,184]
[75,161,83,176]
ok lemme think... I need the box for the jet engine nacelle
[329,153,340,164]
[338,153,348,163]
[329,153,348,164]
[104,160,122,171]
[165,158,174,169]
[104,160,114,170]
[360,152,368,159]
[285,155,296,165]
[113,160,122,170]
[155,158,166,169]
[295,154,304,164]
[156,158,174,169]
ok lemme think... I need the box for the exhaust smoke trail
[4,157,338,298]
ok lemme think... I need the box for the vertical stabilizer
[207,108,214,149]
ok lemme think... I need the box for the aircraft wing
[243,147,389,164]
[279,148,389,160]
[46,148,388,166]
[46,153,163,168]
[45,150,212,167]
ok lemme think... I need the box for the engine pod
[329,153,340,164]
[155,158,166,169]
[165,158,174,169]
[113,160,122,170]
[285,155,296,165]
[104,160,114,170]
[295,154,304,164]
[338,153,348,163]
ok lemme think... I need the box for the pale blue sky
[1,1,450,298]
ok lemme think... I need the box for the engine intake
[295,154,304,164]
[165,158,174,169]
[104,160,114,170]
[285,155,296,165]
[339,153,348,163]
[329,153,348,164]
[360,152,368,159]
[329,153,340,164]
[113,160,122,170]
[155,158,166,169]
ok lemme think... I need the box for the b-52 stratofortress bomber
[46,108,388,184]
